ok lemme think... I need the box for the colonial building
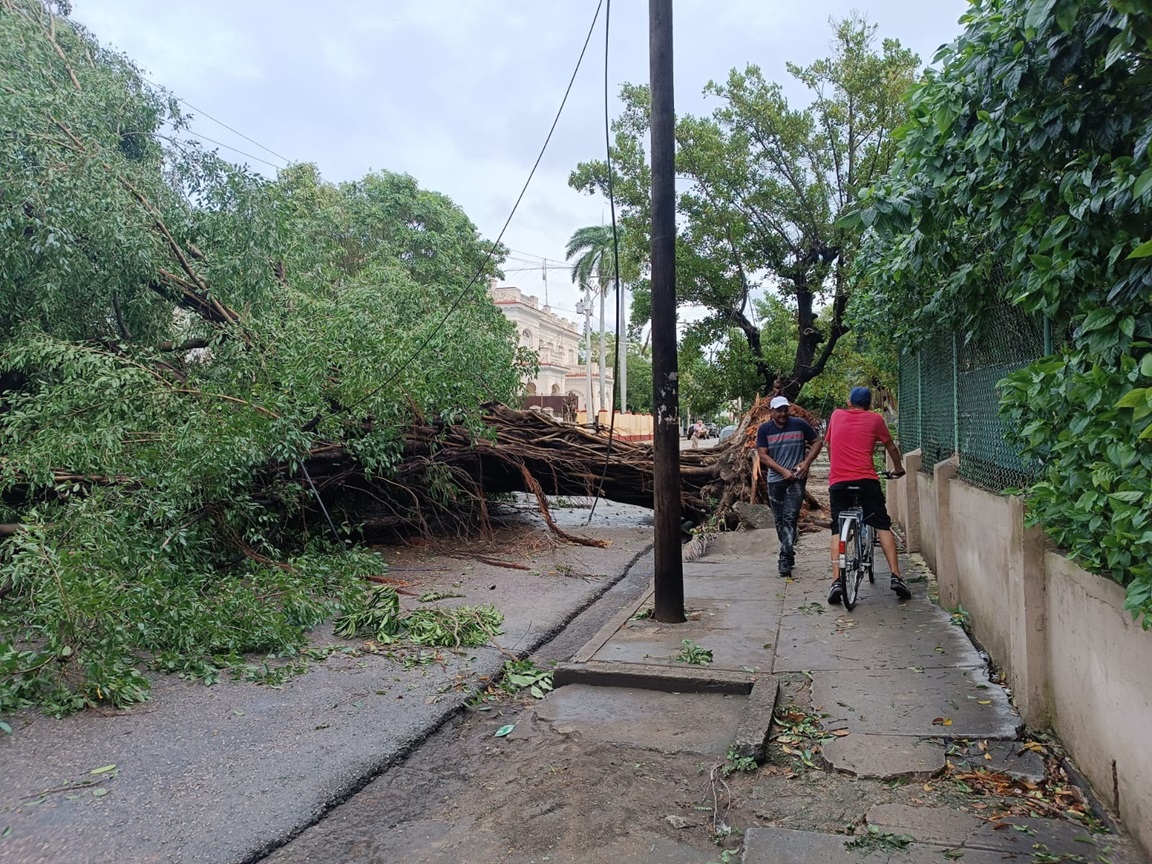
[487,282,613,415]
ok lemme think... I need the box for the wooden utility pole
[648,0,684,623]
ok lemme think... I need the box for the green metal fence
[897,305,1050,492]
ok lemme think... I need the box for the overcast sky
[70,0,970,327]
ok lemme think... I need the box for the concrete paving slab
[811,667,1020,739]
[773,605,981,673]
[744,826,853,863]
[683,598,786,634]
[534,684,746,757]
[744,826,1012,864]
[822,734,945,779]
[866,803,985,844]
[967,816,1120,858]
[731,676,780,761]
[294,818,713,864]
[588,621,776,671]
[552,660,755,693]
[946,739,1048,783]
[681,573,777,599]
[704,530,781,560]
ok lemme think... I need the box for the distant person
[690,419,706,449]
[825,386,908,604]
[756,396,822,578]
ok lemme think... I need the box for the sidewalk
[536,529,1143,863]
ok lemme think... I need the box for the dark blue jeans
[767,479,805,575]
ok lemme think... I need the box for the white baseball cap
[769,396,789,409]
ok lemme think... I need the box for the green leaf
[1141,354,1152,378]
[1054,0,1080,32]
[91,788,109,797]
[1080,309,1117,333]
[1134,168,1152,199]
[1116,388,1150,409]
[90,764,117,775]
[1109,491,1144,504]
[1127,239,1152,259]
[0,721,11,735]
[1025,0,1059,30]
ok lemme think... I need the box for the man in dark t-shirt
[756,396,823,577]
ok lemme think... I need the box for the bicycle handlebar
[881,470,906,479]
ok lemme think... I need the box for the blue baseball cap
[849,386,872,408]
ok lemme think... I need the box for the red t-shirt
[826,408,892,485]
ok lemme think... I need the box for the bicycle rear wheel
[865,526,876,584]
[842,520,861,610]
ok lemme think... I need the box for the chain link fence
[897,305,1052,491]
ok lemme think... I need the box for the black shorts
[829,479,892,533]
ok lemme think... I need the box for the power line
[161,131,284,171]
[506,248,571,266]
[310,0,607,426]
[144,75,293,165]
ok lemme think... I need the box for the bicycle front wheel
[842,521,861,610]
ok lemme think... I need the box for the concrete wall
[949,484,1013,676]
[890,465,1152,857]
[1045,553,1152,849]
[918,468,938,571]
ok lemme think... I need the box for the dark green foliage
[856,0,1152,625]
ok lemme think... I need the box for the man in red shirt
[825,387,909,604]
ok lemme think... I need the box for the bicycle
[836,470,904,611]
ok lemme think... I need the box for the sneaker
[890,576,912,600]
[827,582,843,605]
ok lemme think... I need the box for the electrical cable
[307,0,606,430]
[301,464,344,546]
[160,131,284,171]
[144,75,293,164]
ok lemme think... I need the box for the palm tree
[565,225,621,415]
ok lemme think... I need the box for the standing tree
[570,16,920,403]
[565,225,612,412]
[566,224,630,413]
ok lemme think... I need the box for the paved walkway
[547,528,1143,863]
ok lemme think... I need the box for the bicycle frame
[836,488,876,611]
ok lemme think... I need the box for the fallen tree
[298,397,825,543]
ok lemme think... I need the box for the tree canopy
[855,0,1152,625]
[0,0,524,713]
[570,16,919,405]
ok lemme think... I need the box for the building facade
[488,282,613,415]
